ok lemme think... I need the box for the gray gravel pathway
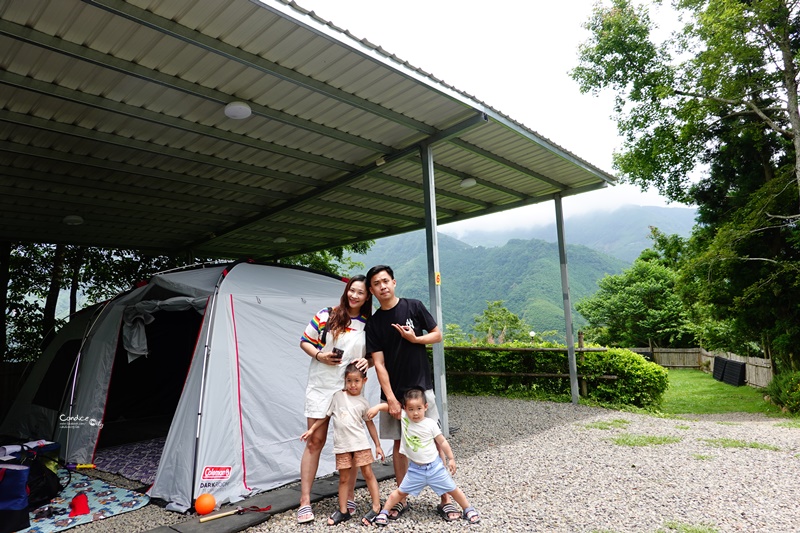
[66,395,800,533]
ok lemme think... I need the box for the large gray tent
[1,262,387,511]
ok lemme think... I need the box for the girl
[297,275,372,524]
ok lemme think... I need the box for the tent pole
[190,275,225,502]
[420,144,449,436]
[554,194,579,404]
[61,300,111,457]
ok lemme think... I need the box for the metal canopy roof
[0,0,615,260]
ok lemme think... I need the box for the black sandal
[362,509,380,526]
[388,501,409,520]
[436,502,460,522]
[328,509,352,526]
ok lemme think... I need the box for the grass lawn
[661,368,785,416]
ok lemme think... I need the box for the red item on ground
[69,492,90,517]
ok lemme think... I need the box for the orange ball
[195,493,216,515]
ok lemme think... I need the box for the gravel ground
[69,395,800,533]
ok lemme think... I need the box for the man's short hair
[366,265,394,285]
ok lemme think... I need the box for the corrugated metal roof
[0,0,615,259]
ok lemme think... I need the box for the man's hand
[388,398,402,419]
[391,323,416,343]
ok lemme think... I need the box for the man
[364,265,460,522]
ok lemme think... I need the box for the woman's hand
[375,446,385,462]
[316,351,340,365]
[354,357,369,372]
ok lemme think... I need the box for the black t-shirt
[365,298,437,401]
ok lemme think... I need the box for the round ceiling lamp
[273,237,287,243]
[62,214,84,226]
[224,101,252,119]
[459,177,477,188]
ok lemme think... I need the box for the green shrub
[765,371,800,414]
[440,345,669,407]
[580,348,670,408]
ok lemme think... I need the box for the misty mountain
[349,232,627,336]
[443,205,697,262]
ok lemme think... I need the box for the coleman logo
[202,466,231,480]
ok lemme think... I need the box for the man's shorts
[335,448,374,470]
[397,455,456,496]
[379,389,439,440]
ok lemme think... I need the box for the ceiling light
[62,215,84,226]
[273,237,287,243]
[375,157,386,166]
[224,101,252,119]
[459,178,477,188]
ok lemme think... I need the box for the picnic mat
[93,437,165,485]
[20,469,149,533]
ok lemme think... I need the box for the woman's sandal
[463,506,481,524]
[297,505,314,524]
[373,510,390,527]
[327,509,352,526]
[361,509,380,526]
[436,502,461,522]
[387,501,409,520]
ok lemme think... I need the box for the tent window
[32,339,82,411]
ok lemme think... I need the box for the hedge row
[439,346,669,408]
[765,371,800,414]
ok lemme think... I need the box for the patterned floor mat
[21,469,149,533]
[93,437,165,485]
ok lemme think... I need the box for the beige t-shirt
[326,390,371,454]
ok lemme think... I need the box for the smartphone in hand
[332,348,344,361]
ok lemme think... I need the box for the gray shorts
[379,389,439,440]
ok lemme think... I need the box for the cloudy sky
[292,0,682,235]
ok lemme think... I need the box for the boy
[367,387,480,526]
[301,363,385,526]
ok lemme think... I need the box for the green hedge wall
[439,346,669,408]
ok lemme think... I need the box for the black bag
[320,306,333,345]
[0,464,31,533]
[23,454,63,510]
[9,445,65,510]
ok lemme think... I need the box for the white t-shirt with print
[399,411,441,464]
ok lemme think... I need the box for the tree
[472,301,532,344]
[443,323,468,345]
[573,0,800,206]
[3,241,373,362]
[576,257,696,348]
[572,0,800,368]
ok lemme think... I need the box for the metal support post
[420,144,449,435]
[554,194,579,404]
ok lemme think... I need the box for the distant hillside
[349,231,627,336]
[443,205,697,262]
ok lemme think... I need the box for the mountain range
[444,205,697,262]
[349,205,697,336]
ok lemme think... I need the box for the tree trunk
[42,244,65,342]
[69,246,85,316]
[775,7,800,209]
[0,241,10,363]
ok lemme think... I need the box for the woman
[297,275,373,524]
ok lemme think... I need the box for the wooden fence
[630,347,773,388]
